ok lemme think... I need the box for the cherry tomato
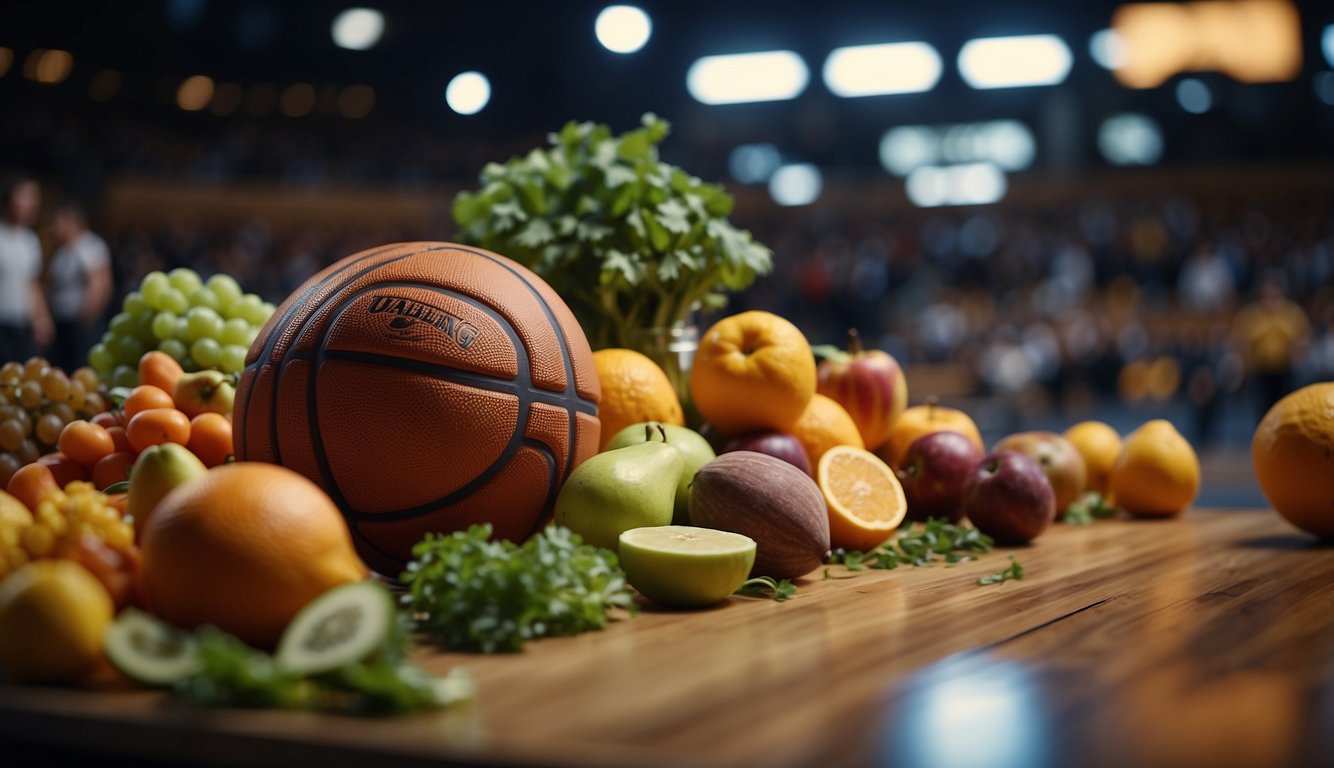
[91,451,136,491]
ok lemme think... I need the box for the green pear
[128,443,208,536]
[554,426,684,551]
[605,422,716,525]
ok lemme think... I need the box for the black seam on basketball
[448,245,594,485]
[260,245,454,464]
[520,438,558,540]
[350,521,409,578]
[309,280,536,523]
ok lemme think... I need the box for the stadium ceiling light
[823,42,942,97]
[446,71,491,115]
[332,8,384,51]
[958,34,1072,89]
[1323,25,1334,69]
[1088,29,1127,70]
[1098,113,1163,166]
[905,163,1007,208]
[729,143,782,185]
[769,164,822,206]
[1175,77,1212,114]
[686,50,808,105]
[595,5,652,54]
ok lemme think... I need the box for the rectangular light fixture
[686,50,809,105]
[823,42,942,97]
[958,35,1072,89]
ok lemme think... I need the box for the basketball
[234,242,601,574]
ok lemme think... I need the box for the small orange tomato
[7,462,60,510]
[186,412,234,468]
[106,425,133,454]
[58,420,116,467]
[138,351,184,394]
[123,385,176,419]
[91,451,136,491]
[126,408,191,452]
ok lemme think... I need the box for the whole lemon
[141,462,368,649]
[0,560,113,683]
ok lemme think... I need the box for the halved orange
[817,445,907,551]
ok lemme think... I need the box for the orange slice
[817,445,907,551]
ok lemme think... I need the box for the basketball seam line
[307,277,537,523]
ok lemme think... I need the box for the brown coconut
[688,451,830,578]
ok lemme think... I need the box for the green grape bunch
[88,268,275,388]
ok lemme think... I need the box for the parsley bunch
[829,518,996,571]
[401,524,636,654]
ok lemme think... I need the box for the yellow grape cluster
[0,481,133,579]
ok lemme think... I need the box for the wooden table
[3,509,1333,768]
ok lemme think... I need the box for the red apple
[722,431,810,475]
[896,431,984,524]
[962,450,1056,544]
[815,329,908,450]
[994,431,1088,516]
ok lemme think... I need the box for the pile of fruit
[0,360,107,487]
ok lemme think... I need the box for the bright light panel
[595,5,651,54]
[958,35,1072,89]
[1098,113,1163,166]
[687,50,808,105]
[823,42,941,97]
[906,163,1006,208]
[1323,25,1334,69]
[880,126,937,176]
[769,164,822,206]
[1089,29,1127,70]
[332,8,384,51]
[729,143,782,184]
[881,121,1034,176]
[446,71,491,115]
[1176,77,1212,113]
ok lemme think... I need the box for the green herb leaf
[831,519,994,572]
[978,555,1026,586]
[401,524,636,653]
[735,577,797,602]
[1063,491,1120,524]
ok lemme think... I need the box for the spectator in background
[0,174,54,362]
[1233,272,1311,418]
[45,200,113,371]
[1178,240,1236,313]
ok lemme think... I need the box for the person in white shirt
[0,174,53,362]
[46,201,113,371]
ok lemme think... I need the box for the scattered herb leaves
[978,555,1025,586]
[1063,492,1121,525]
[401,524,635,654]
[735,576,797,601]
[828,518,995,571]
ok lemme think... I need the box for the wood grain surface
[2,509,1332,768]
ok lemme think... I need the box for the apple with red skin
[994,431,1087,515]
[896,431,984,524]
[962,450,1057,544]
[815,329,908,450]
[722,431,810,475]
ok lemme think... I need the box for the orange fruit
[1108,420,1199,518]
[592,349,684,451]
[126,408,191,452]
[138,350,184,394]
[1063,421,1122,496]
[186,412,234,468]
[818,445,907,551]
[140,462,367,648]
[690,311,816,436]
[123,385,176,420]
[790,394,865,475]
[876,402,983,468]
[1252,382,1334,537]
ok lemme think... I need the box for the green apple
[605,422,716,525]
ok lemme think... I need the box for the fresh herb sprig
[401,524,636,654]
[829,518,995,571]
[978,555,1025,586]
[735,576,797,602]
[176,617,470,715]
[1063,491,1121,525]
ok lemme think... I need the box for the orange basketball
[234,242,601,574]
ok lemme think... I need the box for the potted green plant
[452,114,772,395]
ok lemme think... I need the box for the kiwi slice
[276,581,395,676]
[103,608,203,686]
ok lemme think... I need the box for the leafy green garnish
[978,555,1025,586]
[1063,491,1120,525]
[401,524,635,654]
[735,576,797,601]
[175,613,471,715]
[828,518,995,571]
[453,114,772,349]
